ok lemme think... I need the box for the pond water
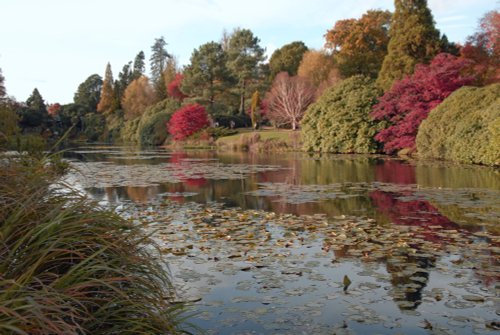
[65,146,499,335]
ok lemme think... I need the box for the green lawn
[215,128,302,150]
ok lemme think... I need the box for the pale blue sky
[0,0,497,104]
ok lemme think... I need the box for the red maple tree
[371,53,476,154]
[167,103,210,141]
[167,73,187,101]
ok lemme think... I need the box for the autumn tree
[226,28,266,114]
[249,90,261,129]
[461,10,500,84]
[73,74,102,112]
[297,49,340,96]
[325,10,391,78]
[167,103,210,140]
[150,36,171,100]
[167,73,186,101]
[269,41,308,79]
[371,53,476,154]
[97,63,116,114]
[121,76,156,120]
[377,0,442,90]
[265,72,315,130]
[163,57,179,91]
[182,41,232,114]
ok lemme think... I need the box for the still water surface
[66,146,499,334]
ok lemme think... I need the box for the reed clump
[0,152,189,334]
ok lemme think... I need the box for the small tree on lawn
[265,72,315,130]
[167,103,210,140]
[371,53,476,154]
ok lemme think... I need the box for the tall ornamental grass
[0,153,190,334]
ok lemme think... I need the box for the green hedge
[301,75,384,153]
[416,84,500,166]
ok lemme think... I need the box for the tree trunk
[239,81,246,115]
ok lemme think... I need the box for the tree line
[0,0,498,164]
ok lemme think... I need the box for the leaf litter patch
[67,160,283,188]
[122,200,499,334]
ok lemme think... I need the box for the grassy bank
[215,128,302,152]
[0,152,189,334]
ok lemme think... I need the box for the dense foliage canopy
[73,74,102,113]
[121,76,156,121]
[416,84,499,166]
[268,41,308,79]
[325,10,391,78]
[302,75,383,153]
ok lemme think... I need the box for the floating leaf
[343,275,352,292]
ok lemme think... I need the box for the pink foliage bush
[371,53,475,154]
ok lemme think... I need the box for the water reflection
[67,146,500,333]
[74,148,499,235]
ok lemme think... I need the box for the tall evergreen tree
[182,41,232,115]
[132,51,146,79]
[97,63,116,113]
[226,28,265,114]
[376,0,441,90]
[26,88,46,112]
[150,37,171,100]
[18,88,48,129]
[115,62,133,106]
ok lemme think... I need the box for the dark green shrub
[120,118,140,143]
[301,75,384,153]
[102,110,125,143]
[81,112,106,141]
[138,98,180,146]
[416,84,500,166]
[214,114,251,128]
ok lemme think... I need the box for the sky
[0,0,498,104]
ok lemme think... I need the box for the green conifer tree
[376,0,441,90]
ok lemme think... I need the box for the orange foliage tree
[97,62,116,114]
[325,10,391,78]
[121,76,156,120]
